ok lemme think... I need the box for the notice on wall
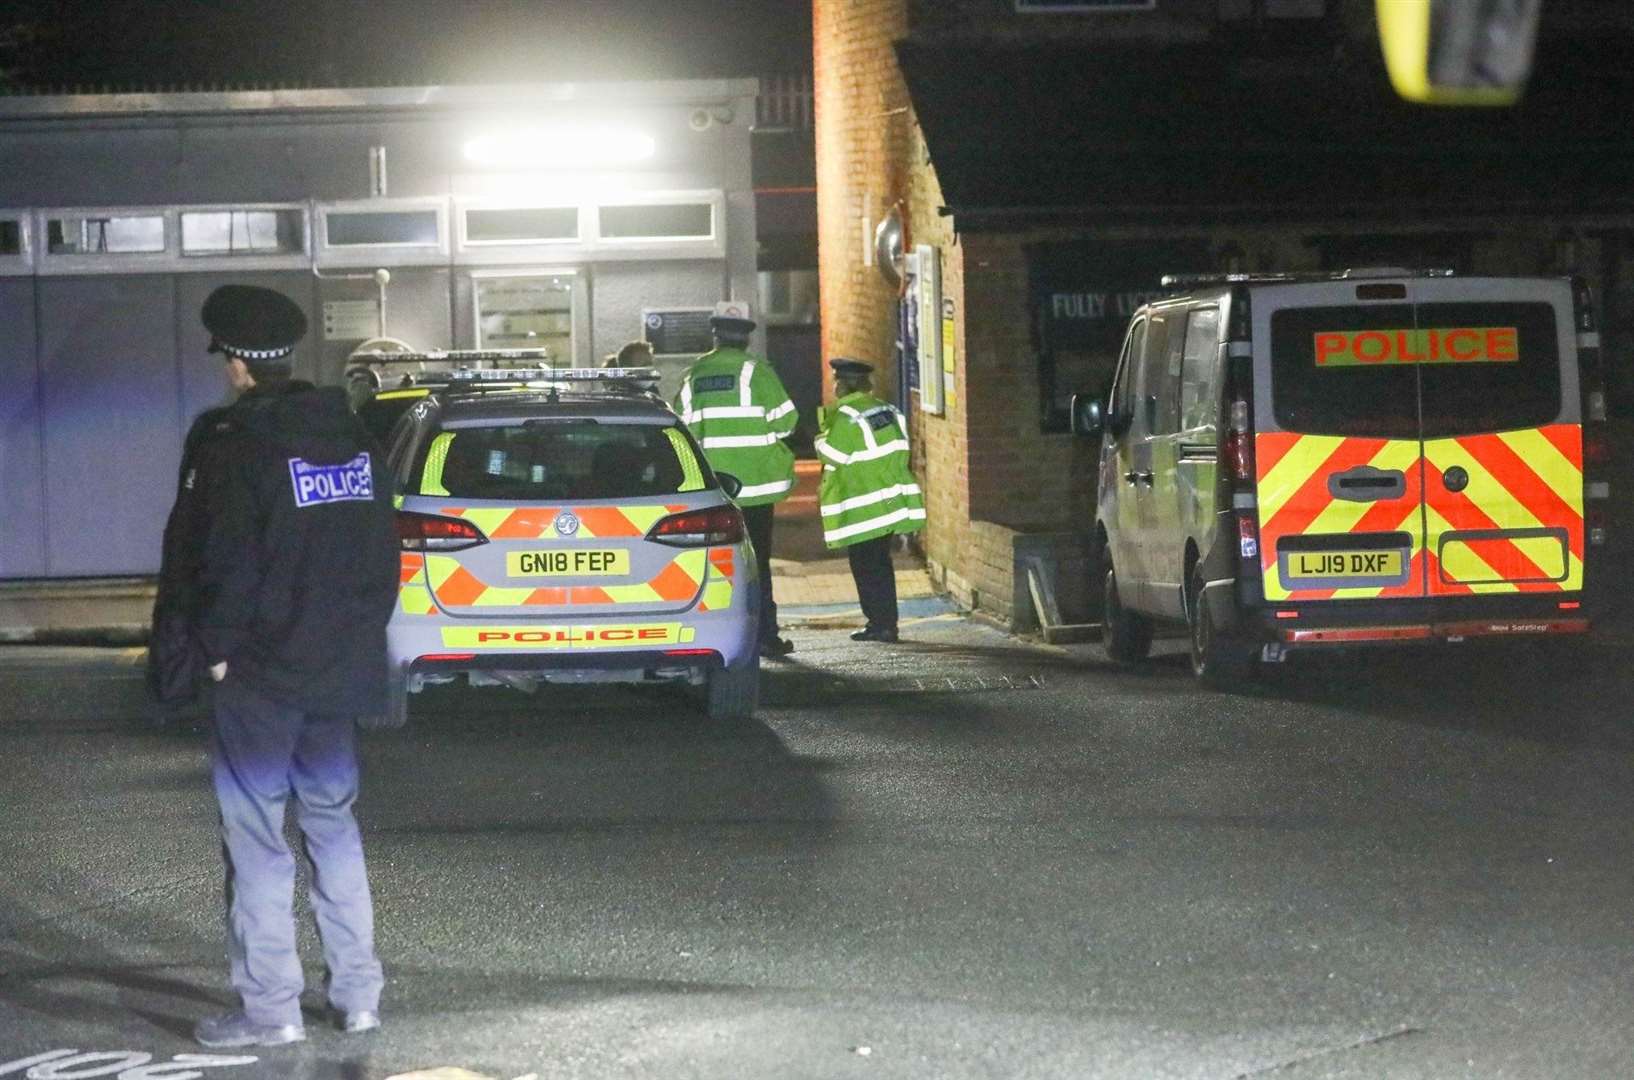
[916,245,944,415]
[322,300,380,341]
[643,309,714,357]
[940,296,957,411]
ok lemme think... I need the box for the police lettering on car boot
[675,303,800,657]
[814,359,926,643]
[152,284,398,1048]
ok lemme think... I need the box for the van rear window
[1270,302,1561,438]
[414,422,707,500]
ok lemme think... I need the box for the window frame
[587,190,726,260]
[453,198,586,265]
[470,267,590,366]
[176,203,310,269]
[315,198,450,268]
[1178,306,1223,434]
[0,212,32,276]
[34,206,176,275]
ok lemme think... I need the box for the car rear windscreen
[414,422,708,500]
[1270,301,1562,438]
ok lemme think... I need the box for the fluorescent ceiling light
[463,126,656,169]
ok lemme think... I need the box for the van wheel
[705,652,760,720]
[360,673,409,730]
[1102,566,1152,664]
[1187,572,1254,688]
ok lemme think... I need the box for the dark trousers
[742,503,780,643]
[210,677,384,1026]
[847,535,899,631]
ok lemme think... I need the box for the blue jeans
[210,676,384,1026]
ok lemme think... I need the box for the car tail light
[397,510,488,552]
[647,505,745,547]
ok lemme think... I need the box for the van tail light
[1585,423,1609,467]
[397,510,488,552]
[1225,400,1255,484]
[647,505,745,547]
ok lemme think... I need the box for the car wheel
[360,672,410,730]
[1102,564,1152,664]
[1187,571,1254,688]
[705,651,760,720]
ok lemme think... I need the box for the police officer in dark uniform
[151,285,398,1048]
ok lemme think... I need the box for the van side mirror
[1069,395,1105,440]
[715,471,744,499]
[1377,0,1540,106]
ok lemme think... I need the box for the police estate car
[377,367,760,726]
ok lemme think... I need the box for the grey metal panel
[0,129,183,206]
[38,276,181,576]
[0,279,46,577]
[0,81,761,120]
[314,269,452,383]
[592,261,736,400]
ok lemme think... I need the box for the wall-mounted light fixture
[462,126,657,170]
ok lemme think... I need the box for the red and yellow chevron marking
[1423,426,1583,595]
[699,547,736,612]
[425,547,714,610]
[398,553,437,615]
[435,504,690,540]
[1255,433,1425,602]
[1255,424,1583,602]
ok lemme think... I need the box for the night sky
[2,0,814,90]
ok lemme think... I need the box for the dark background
[0,0,814,89]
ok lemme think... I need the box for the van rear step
[1280,618,1589,645]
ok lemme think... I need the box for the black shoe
[759,636,795,658]
[850,625,899,643]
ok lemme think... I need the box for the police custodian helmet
[202,285,308,362]
[829,357,874,377]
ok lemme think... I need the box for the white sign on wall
[916,243,944,416]
[322,299,380,341]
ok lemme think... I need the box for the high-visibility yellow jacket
[813,392,926,549]
[674,347,799,507]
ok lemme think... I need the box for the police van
[1073,270,1607,685]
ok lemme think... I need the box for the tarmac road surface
[1,617,1631,1079]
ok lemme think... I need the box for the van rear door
[1413,277,1582,597]
[1254,277,1584,606]
[1254,281,1428,604]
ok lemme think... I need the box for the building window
[598,203,713,240]
[464,207,579,244]
[181,209,305,255]
[474,274,576,358]
[0,219,21,256]
[46,213,165,255]
[325,210,440,247]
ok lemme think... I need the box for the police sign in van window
[1313,327,1519,366]
[1271,302,1560,439]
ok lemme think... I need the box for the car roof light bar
[445,367,661,384]
[350,348,553,367]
